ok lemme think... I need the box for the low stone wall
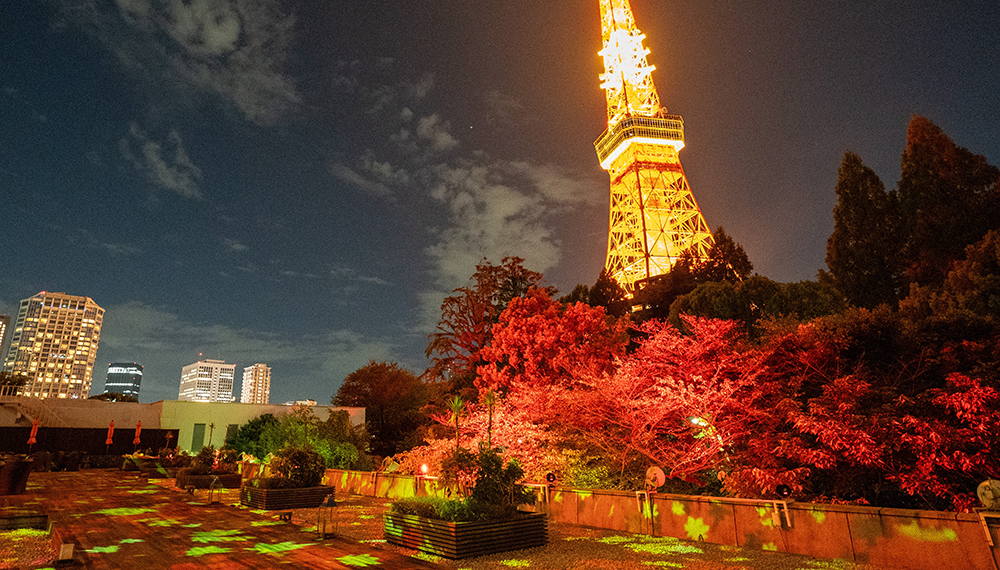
[324,469,1000,570]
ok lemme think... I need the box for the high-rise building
[241,363,271,405]
[104,362,143,400]
[178,359,235,403]
[0,314,11,365]
[1,292,105,399]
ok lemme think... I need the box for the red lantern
[106,420,115,446]
[133,421,142,446]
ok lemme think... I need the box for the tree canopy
[333,360,429,457]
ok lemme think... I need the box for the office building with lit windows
[241,363,271,405]
[178,359,235,403]
[103,362,143,400]
[1,292,105,399]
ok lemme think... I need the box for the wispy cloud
[326,61,603,327]
[222,238,248,252]
[98,302,398,403]
[51,225,143,257]
[62,0,300,126]
[120,123,203,199]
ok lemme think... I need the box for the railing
[0,395,70,427]
[594,115,685,167]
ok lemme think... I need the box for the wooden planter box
[175,472,242,489]
[383,512,548,559]
[239,485,332,510]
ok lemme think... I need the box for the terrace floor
[1,470,891,570]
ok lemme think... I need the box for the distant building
[241,363,271,405]
[2,292,105,399]
[104,362,143,400]
[0,314,11,365]
[283,399,317,406]
[178,359,235,403]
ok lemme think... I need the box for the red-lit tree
[477,288,627,397]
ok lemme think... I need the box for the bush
[270,446,326,488]
[390,496,487,522]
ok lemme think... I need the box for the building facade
[1,292,104,399]
[178,359,235,403]
[104,362,143,400]
[241,363,271,405]
[0,314,11,366]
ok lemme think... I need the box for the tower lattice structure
[595,0,713,293]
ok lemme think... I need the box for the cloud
[120,123,203,199]
[324,60,604,327]
[63,0,300,126]
[97,302,398,403]
[329,150,411,200]
[222,238,247,252]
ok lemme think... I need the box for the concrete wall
[158,401,364,453]
[325,469,1000,570]
[0,397,365,454]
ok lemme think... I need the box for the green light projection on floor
[726,557,750,562]
[500,559,531,567]
[763,542,777,551]
[897,521,957,542]
[91,507,156,516]
[337,553,383,566]
[128,490,157,494]
[594,535,704,556]
[641,562,683,568]
[182,523,202,528]
[120,539,144,544]
[191,529,248,543]
[186,546,234,556]
[86,545,120,553]
[143,518,182,527]
[251,520,284,526]
[802,559,857,569]
[247,541,316,555]
[684,516,710,540]
[413,551,441,563]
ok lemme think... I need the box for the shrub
[270,446,325,488]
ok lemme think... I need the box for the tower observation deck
[596,0,713,293]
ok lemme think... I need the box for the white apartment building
[2,292,104,399]
[241,363,271,405]
[178,359,235,403]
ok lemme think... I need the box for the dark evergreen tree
[898,116,1000,286]
[587,268,630,317]
[693,226,753,283]
[826,152,903,308]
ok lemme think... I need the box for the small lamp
[316,494,337,538]
[207,476,222,504]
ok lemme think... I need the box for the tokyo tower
[595,0,713,293]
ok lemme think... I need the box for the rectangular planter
[239,485,333,510]
[383,512,548,559]
[175,472,242,489]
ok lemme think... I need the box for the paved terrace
[1,470,891,570]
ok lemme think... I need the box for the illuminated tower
[595,0,713,292]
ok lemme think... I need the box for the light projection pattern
[596,0,714,292]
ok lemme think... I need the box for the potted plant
[239,446,332,510]
[174,446,242,489]
[383,443,545,559]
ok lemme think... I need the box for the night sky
[2,1,998,404]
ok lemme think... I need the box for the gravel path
[288,494,889,570]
